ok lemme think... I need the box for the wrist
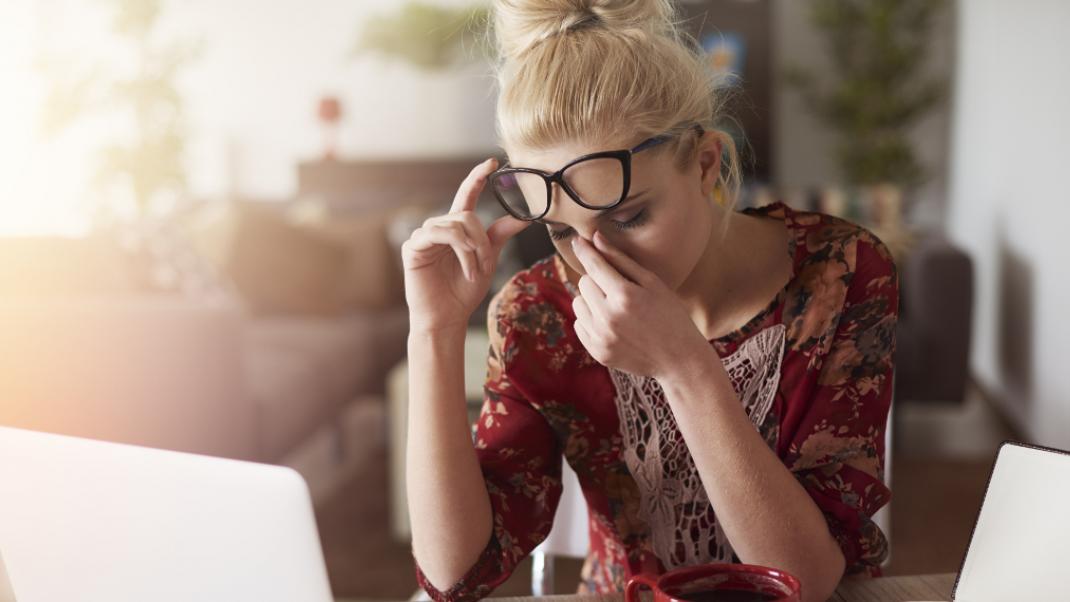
[655,338,721,390]
[408,317,470,339]
[408,322,469,348]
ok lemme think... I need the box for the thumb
[487,213,531,254]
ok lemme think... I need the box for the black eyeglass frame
[488,123,705,222]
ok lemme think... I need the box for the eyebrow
[536,189,649,226]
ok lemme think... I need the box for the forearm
[406,326,494,592]
[657,348,845,602]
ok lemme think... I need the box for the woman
[401,1,898,601]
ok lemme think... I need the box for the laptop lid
[953,440,1070,601]
[0,426,333,602]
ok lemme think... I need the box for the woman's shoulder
[770,201,897,276]
[771,202,899,355]
[742,201,897,309]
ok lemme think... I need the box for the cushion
[304,206,407,311]
[185,203,351,316]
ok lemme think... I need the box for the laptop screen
[953,441,1070,601]
[0,426,334,602]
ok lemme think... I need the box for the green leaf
[783,0,948,189]
[352,2,493,71]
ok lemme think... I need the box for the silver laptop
[0,426,334,602]
[953,440,1070,601]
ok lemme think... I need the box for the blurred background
[1,0,1068,599]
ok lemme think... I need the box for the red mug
[625,563,802,602]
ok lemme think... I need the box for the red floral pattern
[413,201,899,600]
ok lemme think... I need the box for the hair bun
[493,0,676,62]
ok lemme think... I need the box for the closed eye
[548,208,649,241]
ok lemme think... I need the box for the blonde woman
[401,1,898,601]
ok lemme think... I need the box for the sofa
[892,227,974,404]
[0,155,508,501]
[0,293,257,460]
[0,205,412,501]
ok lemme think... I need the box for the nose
[571,228,597,243]
[550,185,603,242]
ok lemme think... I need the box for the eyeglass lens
[492,156,625,220]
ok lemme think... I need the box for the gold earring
[711,185,725,207]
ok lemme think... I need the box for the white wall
[164,0,499,202]
[946,0,1070,448]
[0,0,499,235]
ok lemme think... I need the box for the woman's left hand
[569,231,712,380]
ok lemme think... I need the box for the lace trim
[608,323,787,570]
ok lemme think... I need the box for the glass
[488,123,704,221]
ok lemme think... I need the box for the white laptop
[0,426,334,602]
[952,440,1070,601]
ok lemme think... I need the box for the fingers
[438,212,492,272]
[405,155,532,283]
[406,221,480,282]
[487,213,531,253]
[571,293,601,339]
[576,273,609,327]
[591,231,652,286]
[450,157,499,214]
[571,236,631,294]
[573,313,594,353]
[446,156,532,265]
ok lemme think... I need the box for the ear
[697,131,724,198]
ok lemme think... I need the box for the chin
[659,268,684,291]
[660,253,701,292]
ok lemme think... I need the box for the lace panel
[608,323,787,569]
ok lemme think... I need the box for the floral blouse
[413,200,899,601]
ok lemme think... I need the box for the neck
[676,210,787,341]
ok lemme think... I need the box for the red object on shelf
[318,97,342,123]
[317,96,343,161]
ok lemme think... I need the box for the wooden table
[335,572,955,602]
[827,573,954,601]
[481,573,957,602]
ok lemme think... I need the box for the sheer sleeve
[413,280,564,601]
[784,231,899,577]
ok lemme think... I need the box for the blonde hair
[485,0,746,230]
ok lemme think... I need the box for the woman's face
[505,133,723,292]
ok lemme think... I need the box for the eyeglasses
[488,123,704,222]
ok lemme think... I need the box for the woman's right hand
[401,157,531,334]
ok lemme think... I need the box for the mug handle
[625,573,659,602]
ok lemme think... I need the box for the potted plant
[39,0,202,222]
[348,1,498,156]
[37,0,210,295]
[782,0,949,239]
[352,2,493,71]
